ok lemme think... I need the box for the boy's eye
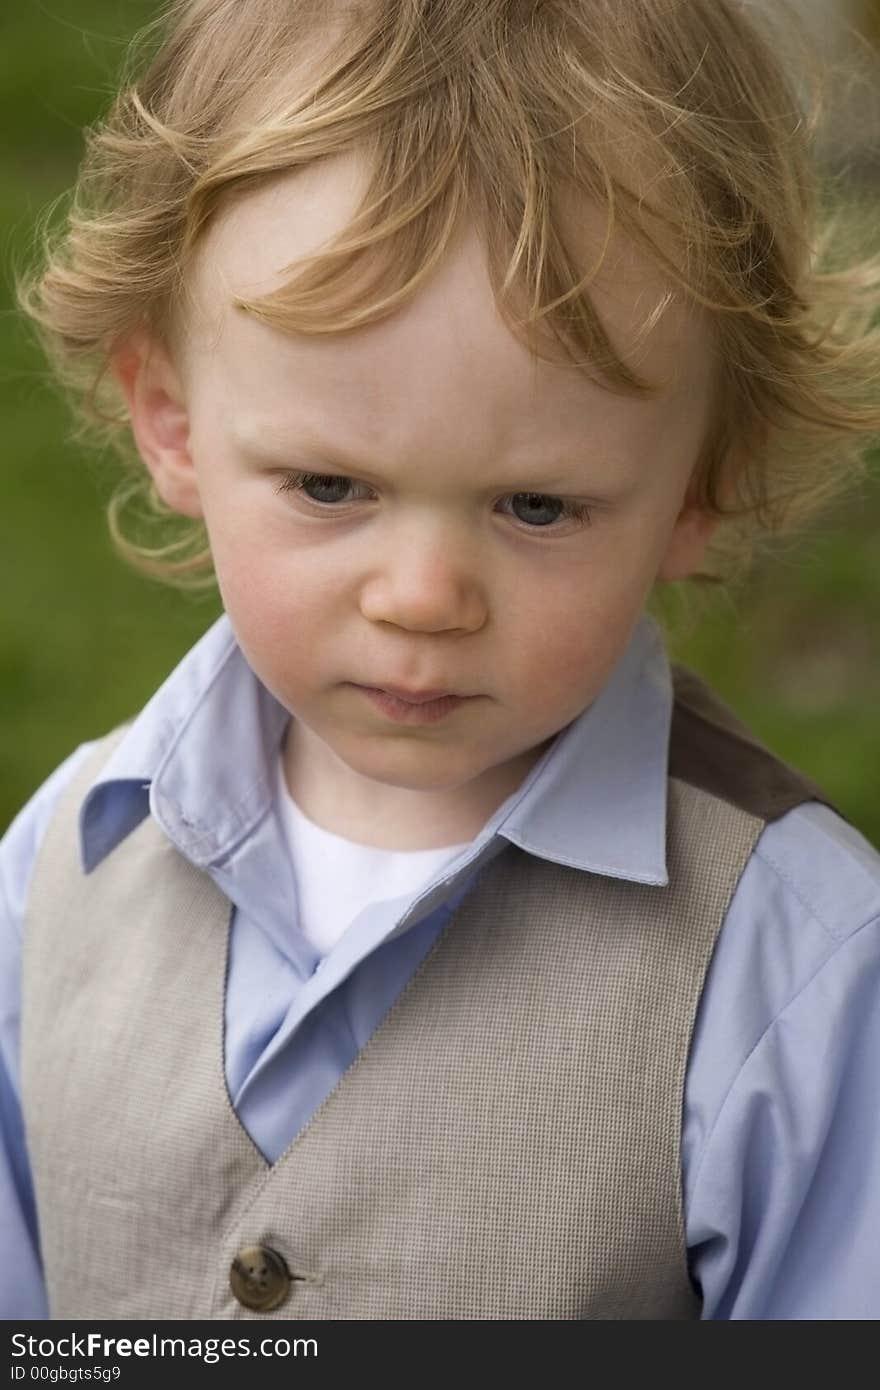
[276,471,365,505]
[500,493,591,529]
[275,470,592,531]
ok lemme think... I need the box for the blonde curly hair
[18,0,880,588]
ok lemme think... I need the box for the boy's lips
[352,684,478,725]
[365,684,462,705]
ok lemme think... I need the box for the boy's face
[120,154,717,837]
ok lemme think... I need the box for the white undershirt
[274,756,473,956]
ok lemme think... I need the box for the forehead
[182,152,713,436]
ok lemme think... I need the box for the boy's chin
[332,737,493,796]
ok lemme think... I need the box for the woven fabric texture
[20,705,778,1319]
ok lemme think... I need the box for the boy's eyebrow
[232,422,638,492]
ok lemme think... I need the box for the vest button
[229,1245,291,1311]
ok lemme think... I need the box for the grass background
[2,0,879,844]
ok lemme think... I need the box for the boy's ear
[111,334,203,520]
[656,500,719,582]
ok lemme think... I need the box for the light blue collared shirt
[2,613,879,1319]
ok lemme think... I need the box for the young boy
[3,0,880,1321]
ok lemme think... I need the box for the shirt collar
[79,610,671,888]
[490,613,671,885]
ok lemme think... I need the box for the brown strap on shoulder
[668,665,840,824]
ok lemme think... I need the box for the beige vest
[20,666,834,1320]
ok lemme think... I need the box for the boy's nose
[358,535,488,635]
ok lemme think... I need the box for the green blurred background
[2,1,879,843]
